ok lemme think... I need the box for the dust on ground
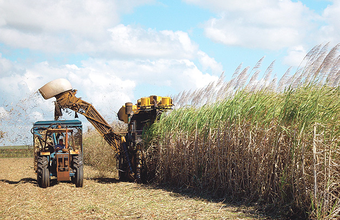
[0,158,266,219]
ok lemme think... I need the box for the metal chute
[39,78,73,100]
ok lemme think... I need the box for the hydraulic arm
[53,89,135,178]
[54,90,121,152]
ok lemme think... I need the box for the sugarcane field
[1,44,340,219]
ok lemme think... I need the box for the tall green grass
[144,44,340,219]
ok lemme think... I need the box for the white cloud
[185,0,270,12]
[0,0,227,145]
[0,1,223,76]
[0,1,217,62]
[64,65,136,120]
[108,25,198,59]
[197,51,223,74]
[185,0,318,50]
[81,58,218,95]
[180,64,219,89]
[318,1,340,43]
[0,53,15,74]
[0,54,218,122]
[283,46,307,66]
[0,0,154,34]
[0,56,219,145]
[0,0,153,53]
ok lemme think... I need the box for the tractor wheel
[73,154,84,187]
[37,156,50,188]
[75,166,83,187]
[118,155,127,182]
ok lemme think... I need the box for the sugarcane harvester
[37,78,173,183]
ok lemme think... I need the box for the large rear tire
[73,154,83,187]
[37,156,50,188]
[75,166,83,187]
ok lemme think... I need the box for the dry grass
[0,146,33,158]
[0,158,265,219]
[83,121,127,175]
[0,148,33,158]
[83,129,117,175]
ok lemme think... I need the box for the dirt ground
[0,158,266,219]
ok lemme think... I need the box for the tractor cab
[32,120,83,188]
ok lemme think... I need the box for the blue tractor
[32,120,83,188]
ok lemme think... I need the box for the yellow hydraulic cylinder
[161,97,172,107]
[140,97,150,107]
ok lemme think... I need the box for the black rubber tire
[37,156,50,188]
[118,155,127,181]
[73,154,84,187]
[75,166,83,187]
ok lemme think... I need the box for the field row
[0,158,263,219]
[0,148,33,158]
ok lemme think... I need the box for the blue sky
[0,0,338,145]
